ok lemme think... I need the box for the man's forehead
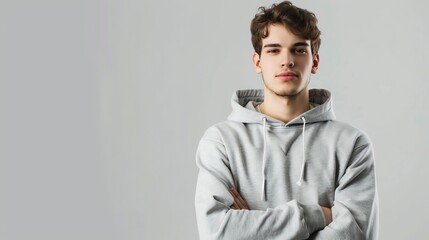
[262,24,309,46]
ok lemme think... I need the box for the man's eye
[295,48,308,54]
[267,49,280,53]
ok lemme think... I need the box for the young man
[195,1,378,239]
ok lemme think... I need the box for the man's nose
[281,52,294,68]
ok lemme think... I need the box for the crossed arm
[228,187,333,225]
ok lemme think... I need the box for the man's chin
[270,88,301,97]
[263,81,308,97]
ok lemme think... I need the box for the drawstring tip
[261,179,266,201]
[260,189,266,201]
[296,180,302,186]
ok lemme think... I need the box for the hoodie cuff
[302,204,326,234]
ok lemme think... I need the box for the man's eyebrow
[293,42,310,47]
[263,43,282,48]
[263,42,310,48]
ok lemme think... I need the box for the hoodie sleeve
[309,133,379,240]
[194,127,326,240]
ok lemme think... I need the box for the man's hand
[228,188,249,210]
[321,207,332,225]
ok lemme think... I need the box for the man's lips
[275,71,298,81]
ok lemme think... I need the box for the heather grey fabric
[195,89,378,239]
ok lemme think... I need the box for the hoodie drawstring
[261,117,267,201]
[261,116,307,201]
[296,116,306,186]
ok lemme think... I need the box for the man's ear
[311,54,320,74]
[253,52,262,73]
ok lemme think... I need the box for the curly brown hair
[250,1,321,57]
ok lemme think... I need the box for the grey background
[1,0,428,239]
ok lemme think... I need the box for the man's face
[253,24,319,97]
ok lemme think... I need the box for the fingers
[229,188,240,209]
[230,188,249,209]
[229,188,241,209]
[228,187,250,210]
[228,188,241,208]
[321,206,333,225]
[231,201,239,209]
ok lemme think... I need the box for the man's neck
[259,88,310,123]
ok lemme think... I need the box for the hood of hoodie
[227,88,336,125]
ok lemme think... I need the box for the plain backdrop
[1,0,428,239]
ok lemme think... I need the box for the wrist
[302,204,326,234]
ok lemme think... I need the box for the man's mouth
[275,71,297,81]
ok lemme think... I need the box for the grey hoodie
[195,89,378,240]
